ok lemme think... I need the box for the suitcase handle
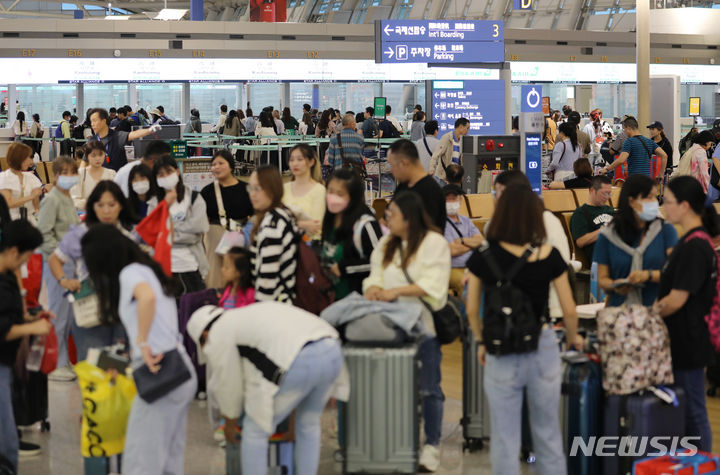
[669,456,720,475]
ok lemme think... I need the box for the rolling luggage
[633,450,720,475]
[602,386,686,475]
[343,345,420,474]
[560,352,602,475]
[461,328,491,452]
[225,416,295,475]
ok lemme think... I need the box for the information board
[430,80,505,136]
[375,20,504,64]
[374,97,387,118]
[689,97,701,116]
[524,133,542,195]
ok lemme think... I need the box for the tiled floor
[17,378,536,475]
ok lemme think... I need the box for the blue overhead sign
[521,85,543,113]
[430,80,505,136]
[375,20,504,64]
[513,0,533,10]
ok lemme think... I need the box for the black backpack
[480,244,543,356]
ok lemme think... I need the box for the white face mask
[132,180,150,195]
[156,173,179,191]
[446,201,461,216]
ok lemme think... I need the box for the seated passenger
[444,163,464,188]
[443,184,484,296]
[548,158,593,190]
[569,175,614,264]
[595,174,677,307]
[187,302,344,475]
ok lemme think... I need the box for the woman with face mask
[127,164,156,219]
[321,168,383,300]
[148,156,210,296]
[595,174,678,307]
[37,156,82,381]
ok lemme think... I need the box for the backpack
[55,121,64,138]
[306,121,316,136]
[673,146,695,178]
[683,230,720,351]
[293,240,334,315]
[479,244,542,355]
[72,124,85,140]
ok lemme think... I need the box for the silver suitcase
[343,345,420,474]
[461,328,491,452]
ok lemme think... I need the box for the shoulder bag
[70,279,102,328]
[401,265,463,345]
[132,346,192,403]
[214,181,246,255]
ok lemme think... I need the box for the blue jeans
[241,338,343,475]
[43,260,75,368]
[484,329,566,475]
[71,320,127,361]
[674,368,712,452]
[419,336,444,446]
[0,364,18,473]
[706,184,720,206]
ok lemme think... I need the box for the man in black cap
[443,184,484,295]
[648,120,674,172]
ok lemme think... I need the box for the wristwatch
[57,275,67,284]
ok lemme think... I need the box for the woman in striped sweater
[248,165,299,303]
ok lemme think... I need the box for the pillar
[182,82,191,124]
[636,0,650,136]
[7,85,16,128]
[76,84,84,120]
[501,62,512,134]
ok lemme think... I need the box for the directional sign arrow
[384,24,392,36]
[434,92,439,98]
[434,103,439,107]
[434,114,440,119]
[384,47,394,59]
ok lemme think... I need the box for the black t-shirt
[562,176,592,189]
[200,181,254,226]
[0,270,25,367]
[395,175,446,231]
[378,119,399,138]
[659,227,716,370]
[656,136,673,171]
[115,119,132,133]
[97,129,130,172]
[467,243,567,321]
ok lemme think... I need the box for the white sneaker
[48,366,76,382]
[419,444,440,472]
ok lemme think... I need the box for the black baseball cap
[647,121,664,130]
[712,119,720,133]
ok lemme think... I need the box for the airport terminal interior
[4,0,720,474]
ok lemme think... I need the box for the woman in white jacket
[188,302,344,475]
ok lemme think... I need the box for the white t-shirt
[415,135,441,172]
[114,161,141,197]
[71,166,116,210]
[0,170,42,223]
[119,263,180,361]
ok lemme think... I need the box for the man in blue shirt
[361,107,378,139]
[328,114,365,169]
[601,116,667,178]
[443,184,484,295]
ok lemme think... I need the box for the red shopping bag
[633,450,720,475]
[650,154,662,179]
[22,253,43,308]
[613,157,628,183]
[40,317,58,374]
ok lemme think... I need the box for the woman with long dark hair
[595,174,678,306]
[281,107,299,132]
[48,181,136,360]
[127,163,157,219]
[81,224,196,475]
[223,109,244,138]
[547,121,581,182]
[283,144,325,240]
[465,184,581,475]
[248,165,299,303]
[363,191,450,472]
[321,169,383,299]
[656,176,719,452]
[315,109,334,138]
[150,155,209,295]
[11,112,27,140]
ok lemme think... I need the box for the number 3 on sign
[492,24,499,38]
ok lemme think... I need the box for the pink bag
[683,230,720,351]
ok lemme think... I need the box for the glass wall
[511,84,637,119]
[681,84,717,119]
[290,83,313,117]
[190,83,241,125]
[84,84,129,111]
[248,83,282,112]
[383,82,421,121]
[136,83,183,122]
[347,83,381,116]
[318,83,345,112]
[16,85,76,125]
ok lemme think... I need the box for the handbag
[71,279,102,328]
[132,348,192,403]
[401,267,463,345]
[214,181,245,255]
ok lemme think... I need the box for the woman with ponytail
[655,175,719,452]
[547,121,582,182]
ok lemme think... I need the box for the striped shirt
[622,136,658,177]
[250,206,299,304]
[452,133,461,164]
[328,129,365,168]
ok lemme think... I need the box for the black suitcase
[461,327,490,452]
[12,369,49,431]
[602,386,686,475]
